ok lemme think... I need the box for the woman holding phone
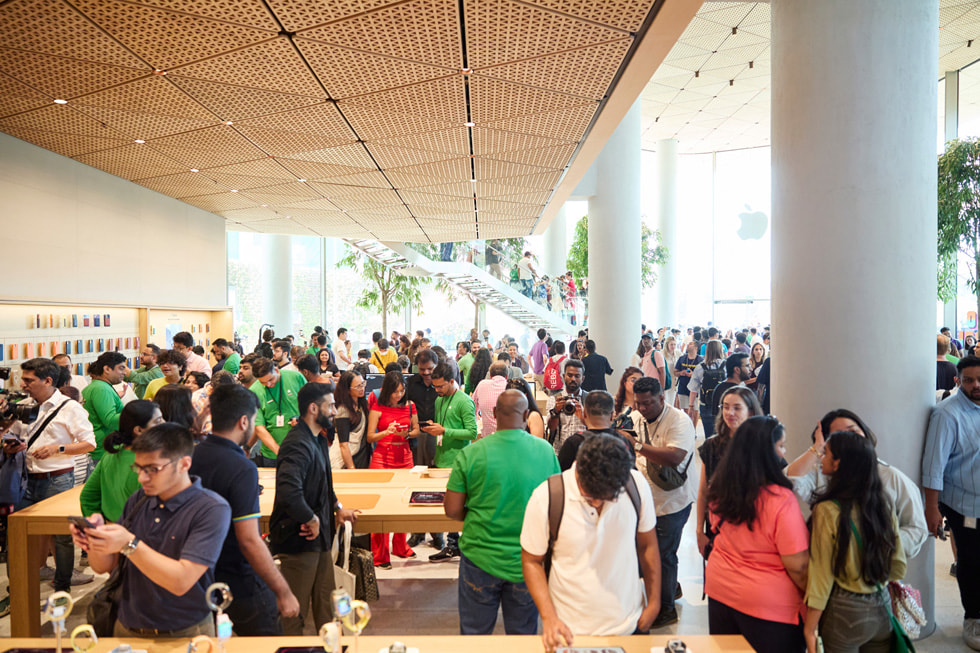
[367,370,421,568]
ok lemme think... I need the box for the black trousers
[708,597,805,653]
[941,502,980,618]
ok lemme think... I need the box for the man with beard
[546,360,586,454]
[190,384,299,635]
[270,383,360,635]
[238,353,259,388]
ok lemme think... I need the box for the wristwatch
[58,445,65,454]
[634,441,643,453]
[120,536,140,557]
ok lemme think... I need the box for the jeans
[218,572,282,636]
[699,405,716,437]
[708,597,805,653]
[440,242,454,261]
[18,472,75,591]
[819,585,892,653]
[520,279,532,297]
[115,614,214,638]
[655,503,692,613]
[458,553,537,635]
[941,502,980,618]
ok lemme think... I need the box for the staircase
[343,239,578,338]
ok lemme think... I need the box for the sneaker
[965,618,980,651]
[650,607,679,629]
[428,546,460,563]
[0,595,8,618]
[674,583,683,600]
[39,565,55,581]
[406,534,424,548]
[78,551,89,568]
[395,550,417,559]
[69,569,94,586]
[374,561,391,570]
[430,536,445,550]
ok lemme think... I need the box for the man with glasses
[3,358,96,590]
[521,434,660,648]
[249,357,306,467]
[70,423,231,637]
[124,344,163,399]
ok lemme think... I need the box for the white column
[944,71,959,332]
[543,205,568,278]
[263,234,293,339]
[772,0,938,631]
[656,138,679,329]
[588,100,642,373]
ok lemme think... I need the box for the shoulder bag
[87,495,150,635]
[640,417,693,491]
[0,400,71,505]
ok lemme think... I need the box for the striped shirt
[923,390,980,517]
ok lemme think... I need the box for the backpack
[664,364,672,391]
[543,355,566,391]
[699,363,726,407]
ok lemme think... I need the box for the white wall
[0,132,226,308]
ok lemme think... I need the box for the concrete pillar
[588,99,642,374]
[543,205,568,278]
[263,234,293,339]
[771,0,938,632]
[656,138,679,329]
[944,71,958,334]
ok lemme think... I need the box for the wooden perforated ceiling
[0,0,678,241]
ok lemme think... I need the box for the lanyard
[269,380,284,415]
[436,391,459,426]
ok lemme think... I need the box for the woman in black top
[334,370,371,468]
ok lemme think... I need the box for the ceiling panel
[519,0,653,32]
[134,171,226,197]
[0,49,150,101]
[168,77,324,121]
[0,73,56,117]
[73,143,193,179]
[149,126,269,169]
[1,127,127,157]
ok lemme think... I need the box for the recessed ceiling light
[153,69,167,76]
[189,168,199,173]
[464,121,475,127]
[53,99,68,105]
[297,178,307,182]
[261,204,268,207]
[134,139,146,144]
[230,189,239,193]
[461,68,472,74]
[223,121,233,125]
[469,178,477,183]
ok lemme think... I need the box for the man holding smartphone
[3,357,96,590]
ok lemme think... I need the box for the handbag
[87,495,149,636]
[889,580,927,639]
[332,520,356,598]
[348,545,380,602]
[0,400,72,505]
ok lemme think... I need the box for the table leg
[9,514,41,637]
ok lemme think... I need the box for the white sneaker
[964,618,980,650]
[38,565,55,581]
[69,569,94,586]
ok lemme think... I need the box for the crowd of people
[0,320,977,653]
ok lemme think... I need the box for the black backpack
[699,363,726,407]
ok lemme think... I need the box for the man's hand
[421,423,445,436]
[30,444,61,460]
[277,590,301,618]
[300,515,320,540]
[553,396,567,413]
[541,615,573,652]
[925,504,943,537]
[696,530,710,557]
[337,508,360,525]
[84,522,133,556]
[3,438,26,457]
[636,601,659,632]
[69,513,106,551]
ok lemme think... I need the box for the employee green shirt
[447,429,560,582]
[251,370,306,459]
[458,353,475,386]
[222,352,241,375]
[81,379,122,462]
[125,365,163,399]
[432,389,477,469]
[80,448,138,522]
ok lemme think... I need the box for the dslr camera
[562,395,579,416]
[0,370,39,424]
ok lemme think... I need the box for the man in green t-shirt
[125,344,163,399]
[457,340,479,387]
[212,338,241,375]
[82,352,128,462]
[444,389,559,634]
[249,357,306,467]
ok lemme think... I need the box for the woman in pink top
[705,416,810,652]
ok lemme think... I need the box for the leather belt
[28,467,74,480]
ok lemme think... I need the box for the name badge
[275,415,285,428]
[965,516,977,529]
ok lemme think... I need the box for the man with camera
[545,359,586,453]
[628,376,697,628]
[556,390,636,471]
[3,358,96,590]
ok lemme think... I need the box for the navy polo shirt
[190,435,263,593]
[117,478,231,631]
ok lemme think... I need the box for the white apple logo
[736,204,768,240]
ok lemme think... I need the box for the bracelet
[808,445,823,457]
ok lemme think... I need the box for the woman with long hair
[747,342,767,386]
[705,416,809,652]
[785,409,928,561]
[465,348,493,395]
[80,400,164,522]
[367,370,421,568]
[398,334,412,357]
[505,377,545,438]
[804,431,907,653]
[334,370,372,469]
[317,349,337,375]
[696,386,764,556]
[663,336,680,406]
[613,366,643,430]
[154,384,196,433]
[687,340,726,437]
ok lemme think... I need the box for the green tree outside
[565,215,669,288]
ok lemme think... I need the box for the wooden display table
[8,470,463,637]
[0,634,754,652]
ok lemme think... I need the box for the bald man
[445,390,560,635]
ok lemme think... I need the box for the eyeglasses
[130,460,175,477]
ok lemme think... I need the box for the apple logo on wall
[736,204,769,240]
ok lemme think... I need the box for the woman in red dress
[367,370,421,568]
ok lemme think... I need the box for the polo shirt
[190,435,262,595]
[448,429,559,582]
[117,478,231,631]
[529,339,549,375]
[923,389,980,517]
[184,351,212,378]
[472,376,508,437]
[521,466,657,636]
[81,379,122,462]
[432,390,478,468]
[251,370,306,459]
[125,365,163,399]
[634,404,698,516]
[222,352,241,375]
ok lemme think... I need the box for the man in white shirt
[172,332,212,378]
[472,362,510,438]
[521,434,661,648]
[517,251,537,298]
[2,358,96,591]
[333,328,352,371]
[545,360,586,453]
[627,376,697,628]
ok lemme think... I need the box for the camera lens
[563,401,576,415]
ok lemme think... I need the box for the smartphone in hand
[67,516,96,531]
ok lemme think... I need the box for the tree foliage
[565,215,669,288]
[336,245,426,334]
[938,138,980,319]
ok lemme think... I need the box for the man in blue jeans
[3,357,96,591]
[444,390,559,634]
[629,376,697,628]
